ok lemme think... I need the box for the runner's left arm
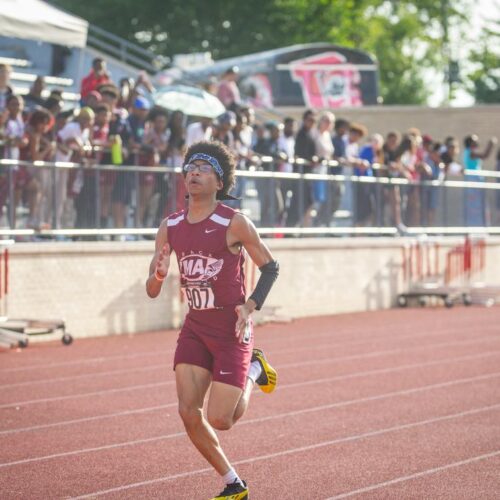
[229,213,279,341]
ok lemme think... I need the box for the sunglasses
[183,162,216,174]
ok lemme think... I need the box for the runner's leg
[175,363,233,475]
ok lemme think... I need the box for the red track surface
[1,308,499,499]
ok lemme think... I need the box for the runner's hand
[155,243,170,277]
[235,304,251,343]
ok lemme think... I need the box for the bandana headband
[186,153,224,179]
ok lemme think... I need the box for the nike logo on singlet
[205,229,217,234]
[220,370,233,375]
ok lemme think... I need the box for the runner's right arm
[146,220,171,298]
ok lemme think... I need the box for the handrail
[87,25,168,73]
[1,159,499,190]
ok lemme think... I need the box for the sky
[428,0,500,107]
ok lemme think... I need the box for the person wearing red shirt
[80,58,110,102]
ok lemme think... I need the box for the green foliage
[465,22,500,103]
[51,0,472,105]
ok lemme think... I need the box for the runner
[146,140,279,500]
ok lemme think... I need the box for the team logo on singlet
[180,254,224,282]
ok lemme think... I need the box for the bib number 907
[184,287,215,310]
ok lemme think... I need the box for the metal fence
[0,157,499,240]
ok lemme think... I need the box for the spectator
[346,123,370,226]
[165,109,187,214]
[117,77,133,109]
[421,141,444,226]
[85,90,102,110]
[112,96,149,232]
[239,105,256,148]
[441,136,461,176]
[44,95,64,117]
[101,95,131,230]
[80,58,110,101]
[291,109,317,227]
[24,109,54,229]
[213,111,236,149]
[24,76,46,112]
[463,134,497,226]
[2,95,27,162]
[254,120,284,227]
[216,66,241,111]
[383,131,405,231]
[277,117,296,225]
[143,106,170,223]
[185,116,213,147]
[55,107,94,229]
[313,112,335,226]
[357,133,384,226]
[331,119,349,160]
[0,64,13,113]
[1,95,28,227]
[396,135,421,226]
[230,112,251,208]
[74,103,112,230]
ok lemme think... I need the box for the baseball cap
[133,96,151,110]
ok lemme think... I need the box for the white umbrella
[152,84,225,118]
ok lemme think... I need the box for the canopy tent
[0,0,88,48]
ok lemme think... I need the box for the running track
[1,307,499,499]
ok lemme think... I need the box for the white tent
[0,0,88,48]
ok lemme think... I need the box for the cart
[0,242,73,349]
[397,235,486,308]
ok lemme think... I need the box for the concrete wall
[6,237,500,340]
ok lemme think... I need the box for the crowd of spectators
[0,58,499,236]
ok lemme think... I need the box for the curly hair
[183,140,236,200]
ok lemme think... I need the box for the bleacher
[0,55,80,106]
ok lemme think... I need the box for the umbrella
[152,84,225,118]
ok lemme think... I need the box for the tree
[465,21,500,103]
[50,0,469,105]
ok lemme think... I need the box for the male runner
[146,140,279,500]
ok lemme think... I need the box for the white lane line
[70,403,500,499]
[0,381,174,409]
[277,334,499,370]
[2,349,499,436]
[2,318,494,374]
[325,450,500,499]
[3,325,494,388]
[1,334,498,409]
[1,371,499,469]
[0,348,171,374]
[1,364,169,389]
[0,405,172,436]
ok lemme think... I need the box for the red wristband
[154,269,166,282]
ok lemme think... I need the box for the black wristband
[248,260,279,310]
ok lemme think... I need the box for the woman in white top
[311,112,335,226]
[55,107,94,229]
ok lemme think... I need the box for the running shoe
[210,480,249,500]
[252,348,277,393]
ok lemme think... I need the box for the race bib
[183,285,215,310]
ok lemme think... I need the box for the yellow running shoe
[252,348,277,393]
[210,480,249,499]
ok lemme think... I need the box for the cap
[422,134,433,144]
[217,110,236,126]
[133,96,151,110]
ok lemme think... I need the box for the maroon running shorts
[173,308,254,390]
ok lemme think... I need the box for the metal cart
[0,242,73,349]
[397,235,486,308]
